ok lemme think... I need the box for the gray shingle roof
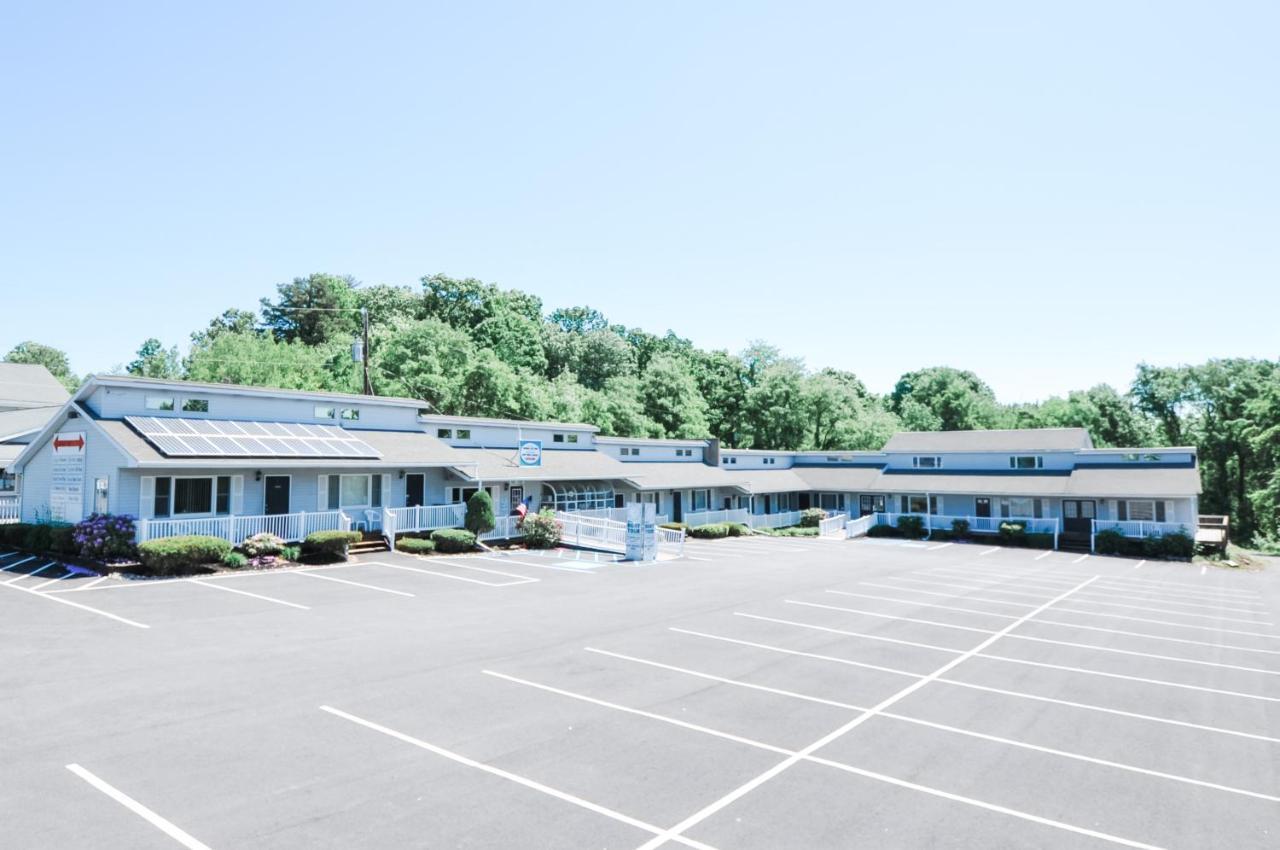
[0,406,63,441]
[617,462,749,492]
[0,364,70,409]
[882,428,1093,453]
[448,446,631,482]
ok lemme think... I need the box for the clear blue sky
[3,1,1277,402]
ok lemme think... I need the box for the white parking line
[1134,561,1145,570]
[293,570,415,597]
[4,561,55,585]
[1201,565,1208,576]
[1,580,149,629]
[488,665,1280,813]
[632,576,1099,850]
[1,555,37,572]
[185,578,310,610]
[318,706,715,850]
[431,559,541,583]
[1071,554,1090,564]
[1092,581,1265,607]
[978,547,1001,556]
[853,582,1280,655]
[66,764,211,849]
[366,560,529,587]
[471,555,598,575]
[31,574,73,591]
[1033,551,1054,561]
[926,542,954,551]
[663,627,1280,745]
[824,591,1280,675]
[1071,591,1267,617]
[1094,575,1261,602]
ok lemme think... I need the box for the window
[182,398,210,413]
[174,478,213,515]
[1118,500,1164,522]
[567,434,578,444]
[912,456,941,469]
[553,434,564,443]
[371,474,382,508]
[314,406,336,419]
[215,476,230,514]
[1121,453,1163,463]
[340,474,370,507]
[0,471,15,492]
[456,429,471,439]
[676,448,693,457]
[691,489,710,511]
[437,428,453,438]
[721,456,738,464]
[999,497,1043,519]
[620,447,639,457]
[153,477,171,516]
[902,494,929,513]
[763,457,777,465]
[340,408,360,421]
[1009,455,1043,470]
[145,396,175,411]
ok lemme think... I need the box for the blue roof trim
[1075,461,1196,470]
[790,461,887,469]
[880,468,1073,477]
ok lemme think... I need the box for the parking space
[5,539,1278,848]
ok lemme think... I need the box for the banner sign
[50,431,86,523]
[517,440,542,467]
[626,502,658,562]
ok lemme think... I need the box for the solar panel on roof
[123,415,382,460]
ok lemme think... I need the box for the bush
[280,545,301,562]
[242,532,285,557]
[896,515,926,539]
[47,523,77,555]
[1093,528,1128,556]
[951,518,970,538]
[222,551,248,568]
[303,530,362,559]
[23,523,53,553]
[660,522,688,532]
[727,522,750,537]
[521,510,562,549]
[137,535,232,575]
[689,523,731,539]
[929,529,953,541]
[765,525,818,537]
[431,528,477,553]
[464,490,496,537]
[998,522,1027,547]
[1025,532,1054,549]
[72,513,137,561]
[396,537,436,554]
[1144,531,1194,560]
[868,524,902,538]
[799,508,827,528]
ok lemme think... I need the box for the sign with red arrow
[54,434,86,452]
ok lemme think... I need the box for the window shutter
[140,477,155,519]
[1156,501,1166,522]
[1118,501,1128,521]
[380,474,391,509]
[230,476,244,514]
[317,475,328,511]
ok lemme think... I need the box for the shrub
[689,523,731,539]
[431,528,477,553]
[766,525,818,537]
[242,532,285,557]
[521,510,562,549]
[137,535,232,575]
[47,523,77,555]
[396,537,437,554]
[222,551,248,568]
[896,515,926,539]
[660,522,688,532]
[1025,532,1054,549]
[799,508,827,528]
[929,529,953,541]
[72,513,137,561]
[23,523,53,553]
[303,530,362,559]
[1093,528,1127,556]
[727,522,750,537]
[1144,531,1194,560]
[464,490,496,537]
[280,545,301,562]
[951,518,970,538]
[868,524,902,538]
[998,522,1027,547]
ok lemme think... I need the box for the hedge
[688,523,731,539]
[799,508,827,528]
[396,537,437,554]
[137,535,232,575]
[896,515,926,539]
[867,524,902,538]
[304,530,362,559]
[431,528,477,553]
[763,525,818,537]
[727,523,750,537]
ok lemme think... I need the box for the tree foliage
[4,340,79,390]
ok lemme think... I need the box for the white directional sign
[50,431,86,523]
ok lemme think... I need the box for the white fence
[747,510,803,530]
[479,514,526,543]
[556,511,628,553]
[0,496,17,524]
[1093,519,1189,539]
[684,508,750,527]
[818,512,848,537]
[385,503,467,536]
[575,507,670,525]
[136,510,349,544]
[845,515,875,538]
[655,525,686,559]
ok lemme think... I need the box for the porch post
[1090,519,1096,553]
[925,492,932,539]
[1053,517,1060,551]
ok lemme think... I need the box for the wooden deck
[1195,515,1230,550]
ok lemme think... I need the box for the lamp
[399,469,405,479]
[255,470,261,481]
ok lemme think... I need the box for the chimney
[704,438,720,467]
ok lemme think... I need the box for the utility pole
[361,307,372,395]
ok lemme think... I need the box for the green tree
[185,332,355,391]
[3,340,79,391]
[1131,363,1191,446]
[190,309,259,347]
[373,319,476,412]
[127,338,182,379]
[464,489,496,536]
[743,358,809,449]
[549,305,608,334]
[889,367,1007,431]
[641,354,710,439]
[421,273,543,330]
[260,273,361,345]
[691,350,749,447]
[471,304,548,374]
[802,369,868,450]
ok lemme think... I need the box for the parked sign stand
[626,502,658,562]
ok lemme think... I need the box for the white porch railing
[656,525,686,558]
[479,515,526,542]
[846,515,875,538]
[575,507,670,525]
[1093,519,1189,539]
[384,503,467,536]
[136,510,350,544]
[556,511,628,553]
[748,510,803,530]
[867,512,1061,548]
[0,496,18,524]
[818,512,848,537]
[684,508,750,527]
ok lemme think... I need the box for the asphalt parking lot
[2,536,1277,849]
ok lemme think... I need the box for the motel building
[8,375,1202,554]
